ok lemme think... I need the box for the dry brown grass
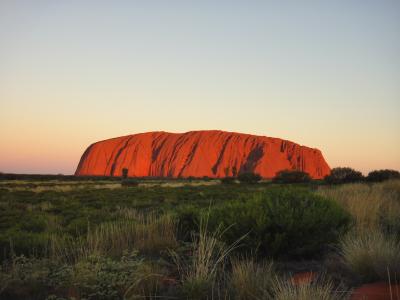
[272,275,349,300]
[317,179,400,231]
[0,181,122,192]
[230,258,275,299]
[51,212,178,262]
[171,217,245,299]
[340,229,400,282]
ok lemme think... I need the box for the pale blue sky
[0,1,399,174]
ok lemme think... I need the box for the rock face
[75,130,330,179]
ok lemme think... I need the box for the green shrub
[324,167,364,184]
[220,177,236,185]
[175,205,201,241]
[237,173,262,184]
[121,179,139,187]
[206,188,350,258]
[273,170,311,184]
[0,229,50,258]
[72,252,143,299]
[366,169,400,182]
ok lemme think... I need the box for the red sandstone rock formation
[75,130,330,179]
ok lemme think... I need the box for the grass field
[0,178,399,299]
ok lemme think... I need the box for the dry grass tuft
[318,180,400,231]
[51,212,178,262]
[272,275,349,300]
[340,229,400,282]
[230,258,275,299]
[172,216,244,299]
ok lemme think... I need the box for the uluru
[75,130,330,179]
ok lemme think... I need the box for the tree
[221,177,236,184]
[237,172,262,184]
[273,170,311,183]
[122,168,129,179]
[324,167,364,184]
[366,169,400,182]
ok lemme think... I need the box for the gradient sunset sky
[1,1,399,175]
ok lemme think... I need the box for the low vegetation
[272,275,348,300]
[201,188,350,258]
[324,167,364,184]
[0,174,399,299]
[237,172,262,184]
[366,169,400,182]
[340,229,400,282]
[272,170,311,184]
[230,258,275,299]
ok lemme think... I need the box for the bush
[237,173,262,184]
[121,179,139,187]
[220,177,236,185]
[122,168,128,179]
[324,167,364,184]
[366,169,400,182]
[206,188,350,258]
[273,170,311,184]
[175,205,201,241]
[340,229,400,283]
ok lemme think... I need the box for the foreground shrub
[273,170,311,184]
[230,259,275,299]
[172,217,243,300]
[340,229,400,282]
[367,169,400,182]
[272,275,348,300]
[324,167,364,184]
[237,172,262,184]
[206,188,350,258]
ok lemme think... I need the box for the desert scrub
[51,212,178,261]
[172,217,243,300]
[318,180,400,232]
[0,255,74,299]
[340,229,400,283]
[230,258,275,299]
[71,252,144,299]
[206,187,350,258]
[272,275,349,300]
[0,252,175,300]
[324,167,364,184]
[124,261,171,299]
[272,170,311,184]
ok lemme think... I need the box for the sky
[0,1,399,175]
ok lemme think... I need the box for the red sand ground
[351,282,400,300]
[291,271,316,285]
[75,130,330,179]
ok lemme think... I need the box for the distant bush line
[2,167,398,185]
